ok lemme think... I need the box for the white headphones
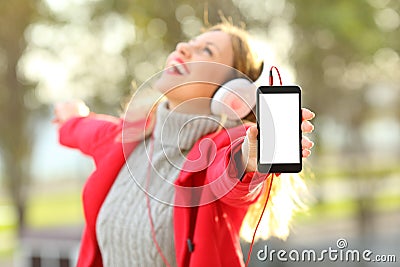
[210,63,263,120]
[210,78,256,120]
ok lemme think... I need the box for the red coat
[59,114,269,267]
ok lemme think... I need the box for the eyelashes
[204,47,213,56]
[188,38,214,57]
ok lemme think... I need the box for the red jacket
[59,114,270,267]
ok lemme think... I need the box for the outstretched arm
[53,100,123,160]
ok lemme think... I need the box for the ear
[210,78,257,120]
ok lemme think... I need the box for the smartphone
[256,85,302,173]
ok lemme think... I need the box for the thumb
[246,126,258,159]
[241,126,258,173]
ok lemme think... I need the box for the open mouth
[166,59,190,75]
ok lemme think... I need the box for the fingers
[302,108,315,121]
[301,120,314,133]
[302,136,314,158]
[301,108,315,157]
[302,149,311,158]
[301,108,315,132]
[302,135,314,150]
[53,103,63,125]
[52,100,89,126]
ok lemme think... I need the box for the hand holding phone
[256,86,302,173]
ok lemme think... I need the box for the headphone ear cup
[211,78,256,120]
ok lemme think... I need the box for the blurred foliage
[293,0,400,116]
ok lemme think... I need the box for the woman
[54,23,315,267]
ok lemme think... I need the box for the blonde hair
[206,23,263,82]
[207,22,309,241]
[240,173,308,242]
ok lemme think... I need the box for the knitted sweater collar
[153,101,239,150]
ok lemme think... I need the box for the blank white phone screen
[259,93,300,164]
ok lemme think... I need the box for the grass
[375,194,400,211]
[295,193,400,224]
[294,198,358,223]
[25,191,83,227]
[309,160,400,180]
[0,191,83,261]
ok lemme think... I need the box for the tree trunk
[0,0,36,236]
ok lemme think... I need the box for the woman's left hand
[241,108,315,173]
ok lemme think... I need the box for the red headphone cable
[244,66,282,267]
[244,174,275,267]
[145,134,172,267]
[269,66,283,86]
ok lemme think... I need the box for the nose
[175,42,192,59]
